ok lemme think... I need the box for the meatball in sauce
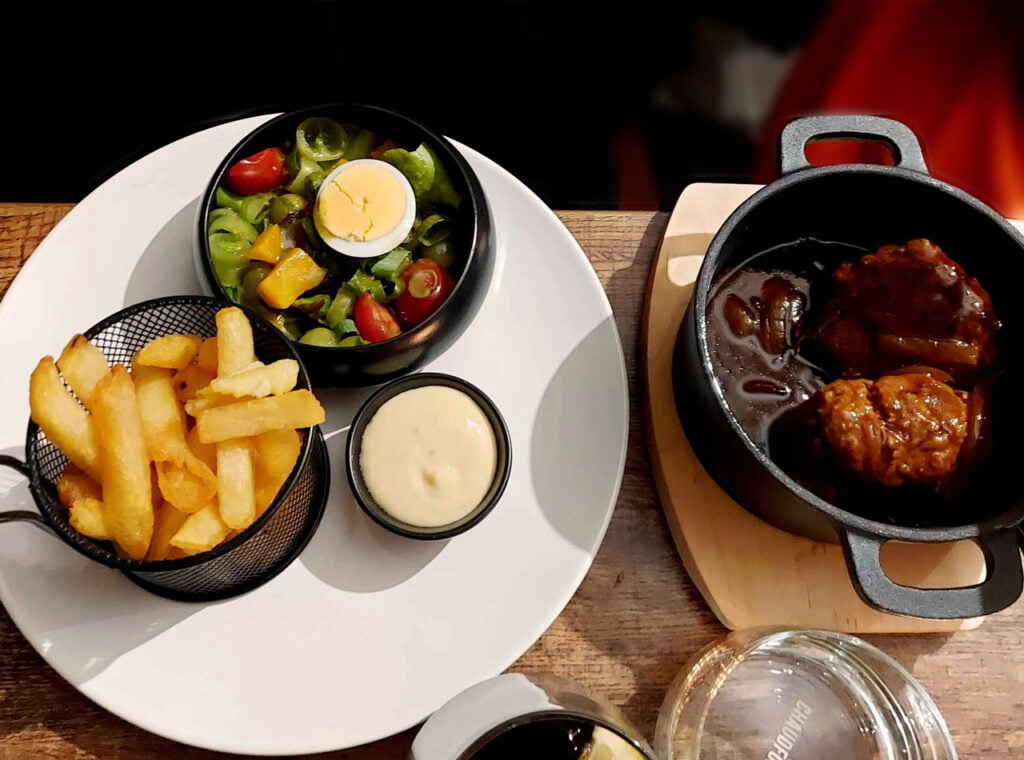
[813,238,999,385]
[817,374,967,488]
[707,237,1000,520]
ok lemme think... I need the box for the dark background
[3,1,828,208]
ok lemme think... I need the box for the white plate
[0,116,628,754]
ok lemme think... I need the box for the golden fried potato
[203,359,298,399]
[56,463,102,508]
[57,464,111,540]
[196,390,325,444]
[155,455,217,514]
[196,337,218,374]
[147,501,190,561]
[184,393,236,418]
[217,438,256,530]
[29,357,102,481]
[135,334,203,372]
[133,364,188,465]
[254,429,301,515]
[68,498,111,540]
[172,364,216,404]
[186,426,217,474]
[216,308,256,376]
[170,502,230,555]
[90,365,154,560]
[56,335,108,408]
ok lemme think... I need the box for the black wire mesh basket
[0,296,330,602]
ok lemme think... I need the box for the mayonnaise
[360,385,497,528]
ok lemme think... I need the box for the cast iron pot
[195,103,495,388]
[674,114,1024,619]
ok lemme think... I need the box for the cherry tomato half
[395,259,455,328]
[353,292,402,343]
[225,148,286,195]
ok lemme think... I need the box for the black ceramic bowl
[674,115,1024,619]
[346,373,512,540]
[195,104,495,388]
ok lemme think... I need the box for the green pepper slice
[296,118,348,162]
[325,285,357,329]
[268,193,308,223]
[344,129,376,160]
[215,186,245,212]
[292,293,332,324]
[239,193,275,226]
[382,147,435,198]
[370,248,411,279]
[208,209,258,244]
[347,269,386,302]
[287,153,323,195]
[422,240,455,270]
[416,214,451,246]
[209,233,251,288]
[420,143,462,208]
[299,327,341,347]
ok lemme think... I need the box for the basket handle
[0,455,52,532]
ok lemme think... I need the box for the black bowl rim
[196,102,487,354]
[691,163,1024,542]
[26,295,316,571]
[345,372,512,540]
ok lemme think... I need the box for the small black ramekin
[346,373,511,540]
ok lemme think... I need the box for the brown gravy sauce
[706,238,855,446]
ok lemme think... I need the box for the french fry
[29,357,102,481]
[135,334,203,372]
[196,390,325,444]
[186,426,217,474]
[170,502,230,555]
[133,364,188,464]
[68,498,111,540]
[56,463,102,507]
[90,366,154,560]
[203,359,299,399]
[217,438,256,530]
[196,337,218,373]
[56,335,108,407]
[184,393,237,417]
[216,308,256,376]
[147,501,190,561]
[254,429,301,515]
[156,455,218,514]
[172,364,216,403]
[57,464,111,540]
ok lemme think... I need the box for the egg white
[313,159,417,259]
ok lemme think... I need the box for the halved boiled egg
[313,158,416,258]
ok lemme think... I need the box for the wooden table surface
[1,204,1022,759]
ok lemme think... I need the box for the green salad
[208,117,463,346]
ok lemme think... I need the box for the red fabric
[756,0,1024,219]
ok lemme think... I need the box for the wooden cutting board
[642,183,988,633]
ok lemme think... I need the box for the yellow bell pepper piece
[330,158,349,172]
[247,224,283,264]
[257,248,326,309]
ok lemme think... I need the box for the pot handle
[0,455,51,532]
[841,527,1023,619]
[780,115,928,176]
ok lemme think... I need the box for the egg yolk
[317,163,407,242]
